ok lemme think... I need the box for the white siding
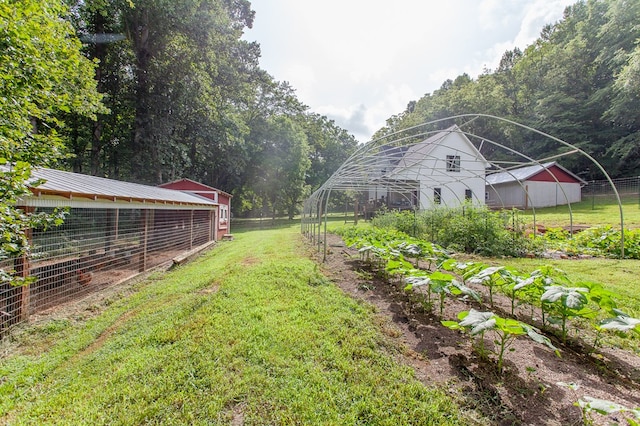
[524,181,582,208]
[393,132,487,209]
[486,181,525,208]
[486,181,582,208]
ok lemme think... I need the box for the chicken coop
[1,168,223,336]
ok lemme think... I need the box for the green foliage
[341,226,640,361]
[443,309,557,374]
[0,0,103,286]
[374,205,537,257]
[539,225,640,259]
[541,285,590,343]
[0,226,471,424]
[467,265,518,307]
[0,0,105,166]
[371,209,424,237]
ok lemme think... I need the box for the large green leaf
[599,315,640,332]
[458,309,497,335]
[578,396,627,415]
[541,286,589,309]
[521,324,560,355]
[451,279,482,302]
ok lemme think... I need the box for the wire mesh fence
[1,206,215,337]
[582,176,640,204]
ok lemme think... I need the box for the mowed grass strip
[1,226,471,425]
[520,197,640,228]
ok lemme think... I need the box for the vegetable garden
[330,224,640,425]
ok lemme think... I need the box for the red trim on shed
[158,179,232,238]
[527,165,580,183]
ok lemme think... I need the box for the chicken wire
[1,206,214,336]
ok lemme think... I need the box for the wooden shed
[1,167,220,336]
[485,162,586,209]
[158,178,232,238]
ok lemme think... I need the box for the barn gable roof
[9,166,219,207]
[390,125,489,174]
[486,162,586,186]
[159,178,233,198]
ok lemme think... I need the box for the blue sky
[243,0,575,142]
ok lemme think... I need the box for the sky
[242,0,576,143]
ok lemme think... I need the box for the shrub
[415,204,535,257]
[371,208,425,237]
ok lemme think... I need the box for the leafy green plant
[557,382,640,425]
[598,309,640,339]
[467,266,517,307]
[443,309,496,362]
[443,309,558,373]
[507,274,535,316]
[541,285,591,343]
[404,275,432,312]
[396,240,447,269]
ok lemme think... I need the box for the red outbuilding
[485,161,586,209]
[159,179,232,239]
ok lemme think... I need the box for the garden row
[337,226,640,425]
[370,206,640,259]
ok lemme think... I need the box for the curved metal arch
[302,114,624,260]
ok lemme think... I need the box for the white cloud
[245,0,576,142]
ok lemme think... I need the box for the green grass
[501,257,640,311]
[520,197,640,228]
[0,226,474,425]
[473,256,640,353]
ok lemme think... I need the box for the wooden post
[189,210,194,250]
[354,199,359,225]
[140,209,149,272]
[208,210,213,242]
[114,208,119,242]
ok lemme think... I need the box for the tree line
[61,0,360,219]
[2,0,358,222]
[3,0,639,229]
[374,0,640,180]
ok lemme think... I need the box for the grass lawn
[520,197,640,228]
[0,226,474,425]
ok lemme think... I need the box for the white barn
[485,161,586,209]
[368,125,490,210]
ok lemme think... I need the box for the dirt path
[315,233,640,426]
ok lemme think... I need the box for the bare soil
[315,233,640,426]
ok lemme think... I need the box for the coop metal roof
[9,166,219,209]
[485,161,586,185]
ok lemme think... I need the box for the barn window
[446,155,460,172]
[465,189,473,200]
[434,188,442,204]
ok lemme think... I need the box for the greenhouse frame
[302,114,623,260]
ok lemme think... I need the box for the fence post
[140,209,149,272]
[16,206,33,323]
